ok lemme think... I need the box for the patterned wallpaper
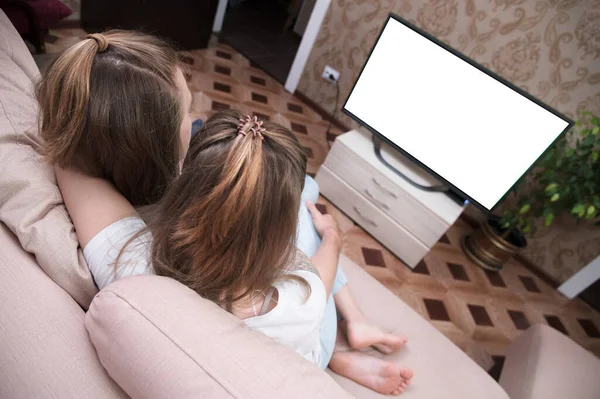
[298,0,600,283]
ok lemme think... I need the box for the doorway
[219,0,315,84]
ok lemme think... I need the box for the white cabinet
[316,130,464,267]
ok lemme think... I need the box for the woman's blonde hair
[149,109,308,312]
[36,30,183,205]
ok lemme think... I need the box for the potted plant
[462,111,600,271]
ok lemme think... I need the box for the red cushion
[2,0,72,33]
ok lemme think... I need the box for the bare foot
[345,321,407,354]
[329,351,413,395]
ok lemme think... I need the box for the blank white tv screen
[344,15,571,212]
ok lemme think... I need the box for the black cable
[372,135,448,192]
[325,76,340,148]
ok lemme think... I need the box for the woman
[37,31,192,206]
[38,31,411,394]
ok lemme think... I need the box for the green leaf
[593,126,600,135]
[587,205,596,217]
[572,204,586,217]
[591,116,600,126]
[565,148,575,157]
[593,151,599,162]
[519,204,531,214]
[522,223,531,234]
[550,193,560,202]
[581,129,592,136]
[583,135,595,146]
[544,213,554,227]
[545,183,558,194]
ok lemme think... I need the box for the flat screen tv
[343,14,573,212]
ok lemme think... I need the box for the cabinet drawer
[316,165,429,268]
[325,144,447,247]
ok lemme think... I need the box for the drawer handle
[372,178,397,199]
[364,189,390,211]
[352,206,378,227]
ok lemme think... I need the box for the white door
[211,0,331,93]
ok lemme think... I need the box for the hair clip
[238,115,265,140]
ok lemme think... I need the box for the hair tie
[237,115,265,140]
[87,33,109,52]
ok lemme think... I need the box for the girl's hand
[306,201,340,240]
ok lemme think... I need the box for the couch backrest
[86,274,354,399]
[0,222,127,398]
[0,10,98,308]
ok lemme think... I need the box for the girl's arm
[55,166,137,248]
[306,201,342,297]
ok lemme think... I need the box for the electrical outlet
[322,66,340,83]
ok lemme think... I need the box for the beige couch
[0,11,595,398]
[500,324,600,399]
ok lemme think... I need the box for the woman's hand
[306,201,341,243]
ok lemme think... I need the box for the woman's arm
[55,166,137,248]
[306,201,342,297]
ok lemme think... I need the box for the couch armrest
[499,324,600,399]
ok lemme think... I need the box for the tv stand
[315,130,465,268]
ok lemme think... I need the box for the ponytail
[36,35,108,166]
[201,116,265,244]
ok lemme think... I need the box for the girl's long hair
[36,30,183,206]
[149,110,308,311]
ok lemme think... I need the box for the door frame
[212,0,331,93]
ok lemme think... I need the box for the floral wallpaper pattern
[298,0,600,283]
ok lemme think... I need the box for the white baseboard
[558,255,600,299]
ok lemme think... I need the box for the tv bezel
[342,13,574,213]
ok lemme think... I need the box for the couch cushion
[499,324,600,399]
[0,222,127,399]
[329,255,509,399]
[2,0,72,33]
[85,275,353,399]
[0,10,97,308]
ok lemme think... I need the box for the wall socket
[322,65,340,83]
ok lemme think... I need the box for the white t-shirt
[83,217,326,366]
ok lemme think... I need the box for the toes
[400,368,414,380]
[374,343,393,355]
[391,334,407,344]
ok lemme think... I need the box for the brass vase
[461,217,527,271]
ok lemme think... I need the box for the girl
[39,31,412,394]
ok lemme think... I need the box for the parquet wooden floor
[46,29,600,370]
